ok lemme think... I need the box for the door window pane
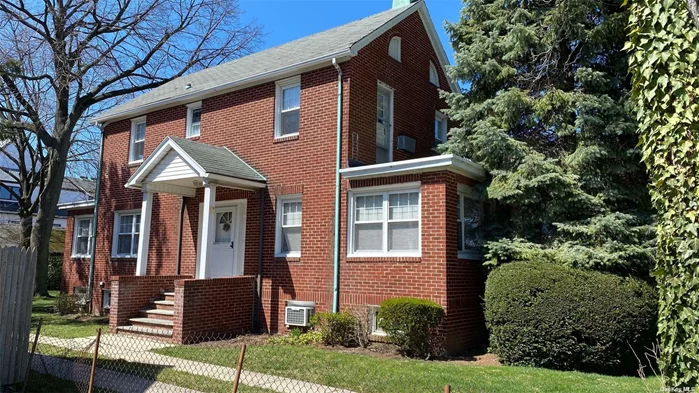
[215,211,233,243]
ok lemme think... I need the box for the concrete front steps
[116,292,176,339]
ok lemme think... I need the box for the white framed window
[435,111,448,144]
[429,61,439,86]
[457,185,484,259]
[112,210,141,258]
[349,185,421,257]
[376,83,394,164]
[129,117,146,163]
[71,215,93,257]
[186,102,202,138]
[369,306,386,336]
[389,36,402,62]
[275,195,302,257]
[275,76,301,138]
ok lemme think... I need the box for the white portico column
[135,190,153,276]
[198,183,217,279]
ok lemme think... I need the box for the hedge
[378,297,444,358]
[485,261,657,375]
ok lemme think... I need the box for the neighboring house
[60,0,487,353]
[0,169,95,228]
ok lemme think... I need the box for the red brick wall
[172,276,256,343]
[345,11,453,166]
[109,275,190,331]
[62,10,486,353]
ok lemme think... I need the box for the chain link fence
[24,322,485,393]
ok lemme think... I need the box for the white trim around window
[186,102,202,138]
[435,111,447,144]
[71,215,93,257]
[111,210,142,258]
[348,184,421,258]
[275,194,302,257]
[457,184,484,260]
[274,76,301,138]
[129,116,146,164]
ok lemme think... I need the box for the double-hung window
[112,211,141,258]
[72,216,93,257]
[457,185,483,259]
[350,187,420,256]
[129,117,146,163]
[186,102,202,138]
[434,111,447,145]
[275,196,302,257]
[275,76,301,138]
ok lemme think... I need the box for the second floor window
[129,118,146,163]
[275,76,301,138]
[186,102,202,138]
[435,111,447,145]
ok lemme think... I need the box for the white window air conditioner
[285,300,315,327]
[397,135,416,153]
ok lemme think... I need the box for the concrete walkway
[36,334,355,393]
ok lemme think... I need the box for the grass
[153,344,660,393]
[32,291,108,338]
[15,370,81,393]
[33,343,274,393]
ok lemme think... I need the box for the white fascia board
[339,155,486,181]
[91,51,353,125]
[58,200,95,210]
[125,137,206,189]
[204,173,267,190]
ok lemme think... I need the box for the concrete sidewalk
[36,334,355,393]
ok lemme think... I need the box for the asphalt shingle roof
[168,137,266,183]
[96,3,418,121]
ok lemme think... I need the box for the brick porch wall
[109,275,191,331]
[172,276,256,343]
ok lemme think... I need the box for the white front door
[209,206,238,278]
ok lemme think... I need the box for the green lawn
[154,344,660,393]
[32,291,108,338]
[17,370,81,393]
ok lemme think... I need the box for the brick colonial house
[60,0,487,352]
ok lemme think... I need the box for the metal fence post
[231,344,247,393]
[87,328,102,393]
[21,319,42,393]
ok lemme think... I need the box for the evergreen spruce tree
[443,0,655,278]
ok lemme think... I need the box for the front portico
[125,136,266,279]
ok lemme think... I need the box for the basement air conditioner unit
[285,300,315,327]
[397,135,416,153]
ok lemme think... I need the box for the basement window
[369,306,386,336]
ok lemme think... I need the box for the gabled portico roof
[126,137,266,195]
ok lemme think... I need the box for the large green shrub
[47,254,63,290]
[378,297,444,358]
[485,261,658,375]
[310,311,358,347]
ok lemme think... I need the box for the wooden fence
[0,247,37,387]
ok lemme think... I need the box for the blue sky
[239,0,463,62]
